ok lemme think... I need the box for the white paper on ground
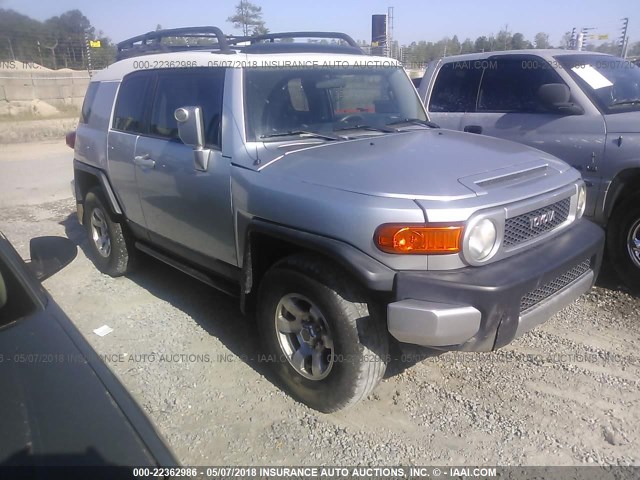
[93,325,113,337]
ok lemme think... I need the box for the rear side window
[149,69,225,147]
[113,73,152,133]
[429,62,483,112]
[478,57,565,113]
[80,82,99,124]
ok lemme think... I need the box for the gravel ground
[1,140,639,467]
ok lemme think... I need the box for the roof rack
[116,27,366,60]
[232,31,364,55]
[241,31,360,47]
[116,26,233,60]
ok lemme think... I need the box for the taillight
[65,130,76,149]
[375,224,463,254]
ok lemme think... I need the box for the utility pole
[42,40,58,69]
[387,6,394,58]
[503,24,509,50]
[569,27,577,49]
[84,30,93,76]
[620,17,629,58]
[3,37,15,60]
[578,27,594,51]
[36,40,44,66]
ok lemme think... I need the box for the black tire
[607,195,640,290]
[83,187,135,277]
[256,254,388,412]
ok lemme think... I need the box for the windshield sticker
[571,64,613,90]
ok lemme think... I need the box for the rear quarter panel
[74,81,118,170]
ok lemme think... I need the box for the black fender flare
[73,160,123,216]
[240,218,396,296]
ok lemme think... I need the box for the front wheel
[607,195,640,290]
[256,254,388,412]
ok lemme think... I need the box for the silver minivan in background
[418,51,640,289]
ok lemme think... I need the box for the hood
[259,129,571,200]
[605,111,640,134]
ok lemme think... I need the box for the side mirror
[538,83,584,115]
[174,106,210,171]
[29,236,77,281]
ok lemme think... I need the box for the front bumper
[388,219,604,351]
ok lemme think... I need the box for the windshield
[244,67,427,141]
[557,54,640,114]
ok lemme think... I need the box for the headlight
[576,184,587,219]
[467,218,497,262]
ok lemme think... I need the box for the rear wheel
[257,254,388,412]
[83,187,135,277]
[608,195,640,290]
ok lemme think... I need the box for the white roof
[438,49,617,64]
[93,51,402,81]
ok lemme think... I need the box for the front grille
[520,259,591,313]
[504,198,571,247]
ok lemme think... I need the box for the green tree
[45,10,94,68]
[510,32,530,50]
[227,1,266,37]
[560,31,575,49]
[0,9,47,62]
[534,32,550,49]
[252,24,269,36]
[586,41,621,55]
[447,35,461,55]
[496,26,512,51]
[460,38,474,54]
[89,30,116,69]
[474,36,492,52]
[0,8,114,69]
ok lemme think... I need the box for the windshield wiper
[610,99,640,107]
[260,130,342,141]
[386,118,440,129]
[333,124,396,134]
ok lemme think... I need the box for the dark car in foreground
[0,233,177,477]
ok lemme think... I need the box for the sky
[2,0,638,48]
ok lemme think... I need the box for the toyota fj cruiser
[70,27,604,412]
[417,50,640,289]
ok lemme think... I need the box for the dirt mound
[0,117,78,143]
[0,99,61,117]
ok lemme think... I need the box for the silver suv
[70,27,604,412]
[417,50,640,289]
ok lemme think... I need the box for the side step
[135,242,239,298]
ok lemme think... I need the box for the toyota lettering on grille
[529,210,555,229]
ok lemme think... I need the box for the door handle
[134,154,156,169]
[463,125,483,134]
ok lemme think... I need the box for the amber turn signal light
[375,224,463,254]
